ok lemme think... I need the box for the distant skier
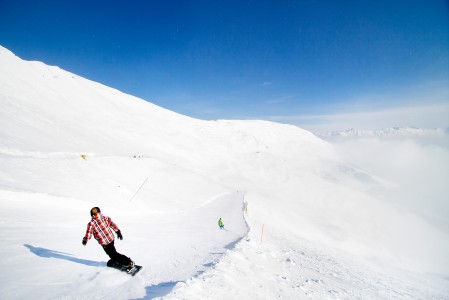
[218,217,224,229]
[82,207,135,272]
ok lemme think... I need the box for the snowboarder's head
[90,207,101,217]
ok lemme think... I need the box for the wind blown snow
[0,46,448,299]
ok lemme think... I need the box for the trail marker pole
[128,177,149,202]
[260,224,265,243]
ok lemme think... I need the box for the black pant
[103,241,131,266]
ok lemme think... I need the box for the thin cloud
[268,102,449,134]
[266,94,300,104]
[333,135,449,231]
[266,79,449,134]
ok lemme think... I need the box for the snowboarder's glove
[82,237,87,246]
[116,230,123,240]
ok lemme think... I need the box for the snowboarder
[218,217,224,229]
[82,207,135,272]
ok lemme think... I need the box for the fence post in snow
[128,177,149,202]
[243,200,248,215]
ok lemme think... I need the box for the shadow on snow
[24,244,105,267]
[132,282,181,300]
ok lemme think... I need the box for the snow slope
[0,46,448,299]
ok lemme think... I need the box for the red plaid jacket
[84,213,119,246]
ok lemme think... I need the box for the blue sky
[1,0,448,132]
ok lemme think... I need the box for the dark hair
[90,207,101,216]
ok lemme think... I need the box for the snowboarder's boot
[125,260,135,273]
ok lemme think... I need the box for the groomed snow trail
[0,185,248,300]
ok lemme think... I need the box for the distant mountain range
[322,127,448,138]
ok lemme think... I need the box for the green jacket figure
[218,218,224,229]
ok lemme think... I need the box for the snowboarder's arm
[104,216,123,240]
[82,222,93,245]
[105,216,120,232]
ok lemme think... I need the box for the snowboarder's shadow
[23,244,105,267]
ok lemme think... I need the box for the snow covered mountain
[1,46,448,299]
[323,127,447,138]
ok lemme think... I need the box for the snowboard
[107,259,142,276]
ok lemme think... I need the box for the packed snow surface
[0,46,448,299]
